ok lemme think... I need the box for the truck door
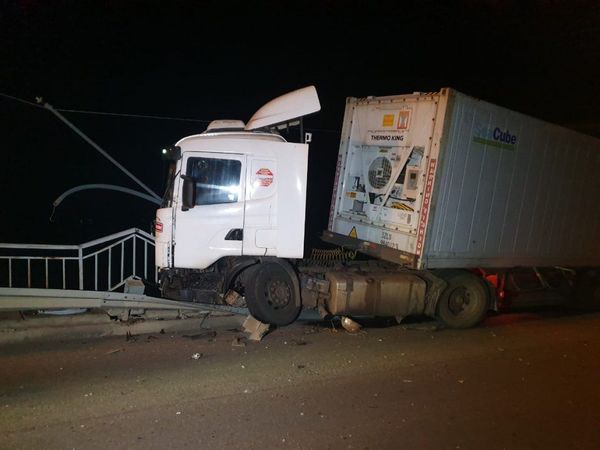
[243,158,277,255]
[174,152,245,269]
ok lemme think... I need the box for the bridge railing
[0,228,156,291]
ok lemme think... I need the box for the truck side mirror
[181,175,196,211]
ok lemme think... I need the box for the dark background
[1,0,598,249]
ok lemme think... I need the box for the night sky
[1,1,599,249]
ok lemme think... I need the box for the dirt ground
[1,309,599,449]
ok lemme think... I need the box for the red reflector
[155,221,163,232]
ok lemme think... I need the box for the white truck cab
[155,88,320,322]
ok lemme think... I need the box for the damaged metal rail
[0,287,249,316]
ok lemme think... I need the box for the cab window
[186,157,241,205]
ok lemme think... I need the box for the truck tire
[436,272,489,329]
[245,261,301,326]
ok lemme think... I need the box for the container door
[174,152,245,269]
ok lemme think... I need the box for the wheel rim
[447,286,476,316]
[265,279,291,310]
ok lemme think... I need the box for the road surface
[1,309,599,449]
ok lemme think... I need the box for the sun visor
[245,86,321,131]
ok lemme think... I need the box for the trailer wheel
[436,272,489,329]
[245,262,301,326]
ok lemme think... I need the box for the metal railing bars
[0,228,156,292]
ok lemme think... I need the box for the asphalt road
[1,309,599,450]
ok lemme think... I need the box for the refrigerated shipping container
[326,88,600,270]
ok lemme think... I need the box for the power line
[56,108,210,123]
[0,90,341,132]
[0,91,43,108]
[0,91,210,123]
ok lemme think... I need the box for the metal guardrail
[0,228,156,291]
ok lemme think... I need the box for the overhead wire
[0,90,340,132]
[0,91,44,108]
[0,91,210,123]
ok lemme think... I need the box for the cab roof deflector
[245,86,321,131]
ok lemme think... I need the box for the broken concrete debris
[242,315,270,342]
[191,353,203,360]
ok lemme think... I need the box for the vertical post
[78,247,84,290]
[27,258,31,288]
[144,241,148,279]
[133,235,136,278]
[108,247,112,290]
[120,241,124,284]
[8,258,12,288]
[45,258,49,289]
[62,259,66,289]
[94,253,98,291]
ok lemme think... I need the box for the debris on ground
[183,330,217,341]
[242,315,270,341]
[341,316,362,333]
[126,331,138,342]
[146,335,158,342]
[401,322,442,331]
[105,348,123,355]
[290,339,308,346]
[191,352,203,360]
[231,336,246,347]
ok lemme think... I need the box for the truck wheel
[245,262,301,326]
[436,272,489,329]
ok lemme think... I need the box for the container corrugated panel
[423,90,600,268]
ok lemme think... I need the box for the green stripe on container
[473,137,515,150]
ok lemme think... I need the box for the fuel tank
[325,271,427,317]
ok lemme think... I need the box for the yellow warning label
[382,114,395,127]
[348,226,358,238]
[345,191,357,198]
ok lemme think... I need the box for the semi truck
[155,86,600,328]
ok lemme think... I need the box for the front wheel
[244,261,301,326]
[436,272,490,329]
